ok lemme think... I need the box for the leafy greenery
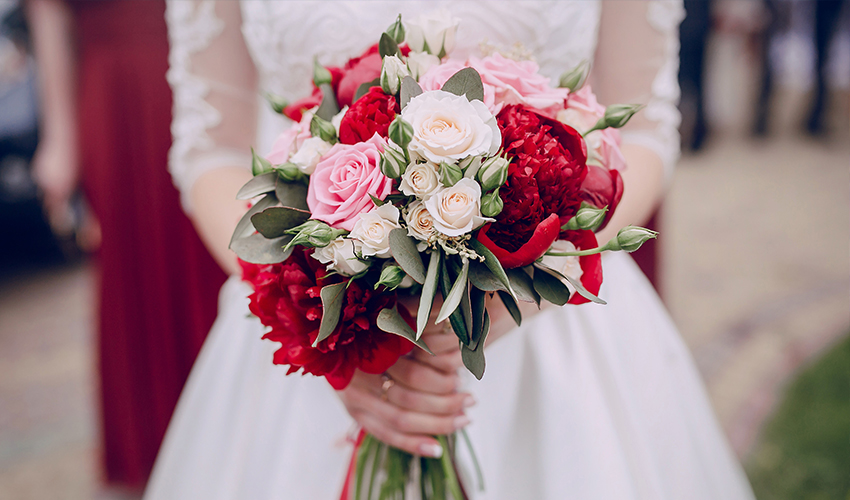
[745,334,850,500]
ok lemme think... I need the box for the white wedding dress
[145,2,756,499]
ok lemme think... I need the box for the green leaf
[236,171,277,200]
[378,32,399,58]
[436,258,469,323]
[400,76,423,110]
[469,239,515,299]
[315,83,340,122]
[498,290,522,326]
[561,271,607,305]
[440,67,485,102]
[353,78,380,104]
[417,250,442,339]
[229,194,277,247]
[532,266,572,306]
[468,286,487,350]
[376,307,434,354]
[459,278,473,345]
[230,232,293,264]
[461,310,489,379]
[368,193,386,207]
[313,282,347,347]
[506,267,540,305]
[388,228,426,284]
[251,147,273,175]
[250,207,311,238]
[439,258,469,344]
[468,261,508,292]
[274,178,309,211]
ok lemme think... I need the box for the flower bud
[603,103,644,129]
[606,225,657,253]
[558,60,590,92]
[480,188,504,217]
[380,55,410,95]
[439,161,463,187]
[251,147,273,176]
[562,205,608,231]
[312,57,333,87]
[388,115,414,151]
[285,220,346,250]
[386,14,405,44]
[264,92,289,114]
[375,265,407,291]
[309,115,337,143]
[380,144,408,179]
[459,155,483,179]
[476,155,510,191]
[275,162,308,183]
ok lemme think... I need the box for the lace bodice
[165,1,684,212]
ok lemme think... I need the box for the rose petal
[477,213,561,269]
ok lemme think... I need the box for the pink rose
[559,86,625,172]
[266,114,312,164]
[468,53,569,116]
[307,133,393,231]
[418,59,498,113]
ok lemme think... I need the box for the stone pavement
[0,131,847,499]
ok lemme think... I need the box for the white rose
[402,90,501,165]
[311,237,368,276]
[331,106,349,135]
[406,8,460,57]
[399,161,440,199]
[380,55,410,95]
[290,137,331,174]
[404,200,437,242]
[407,51,441,80]
[350,204,401,258]
[540,240,584,289]
[424,178,492,237]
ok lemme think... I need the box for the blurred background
[0,0,847,499]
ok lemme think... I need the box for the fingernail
[463,395,476,408]
[454,415,471,429]
[420,442,443,458]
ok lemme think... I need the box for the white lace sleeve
[592,0,685,181]
[165,0,258,213]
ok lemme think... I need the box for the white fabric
[150,2,754,499]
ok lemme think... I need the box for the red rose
[579,164,624,231]
[479,105,588,264]
[337,45,383,109]
[338,87,399,145]
[283,67,345,122]
[558,230,603,305]
[240,249,413,390]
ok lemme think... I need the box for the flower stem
[544,245,607,257]
[438,435,465,500]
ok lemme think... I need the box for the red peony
[579,164,624,232]
[479,105,588,264]
[240,249,414,390]
[338,87,399,145]
[558,230,603,305]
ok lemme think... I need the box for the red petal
[477,213,561,269]
[559,230,603,305]
[579,165,624,231]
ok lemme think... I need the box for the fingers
[414,348,464,374]
[356,413,443,458]
[418,330,459,354]
[385,380,474,415]
[386,357,458,395]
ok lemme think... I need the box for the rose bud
[375,265,407,290]
[603,103,644,129]
[285,220,347,250]
[388,115,414,151]
[480,188,504,218]
[578,164,623,231]
[275,163,307,183]
[386,14,405,44]
[264,92,289,114]
[476,155,509,191]
[312,57,333,86]
[309,115,338,144]
[605,225,658,252]
[379,144,407,179]
[251,147,273,176]
[312,237,369,276]
[562,205,608,231]
[380,55,410,95]
[558,60,590,92]
[459,155,482,179]
[439,161,463,187]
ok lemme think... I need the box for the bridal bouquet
[231,11,655,500]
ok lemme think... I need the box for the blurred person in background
[25,0,226,493]
[805,0,847,135]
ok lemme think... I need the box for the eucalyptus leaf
[459,278,473,346]
[313,282,347,347]
[469,239,515,299]
[461,310,489,379]
[376,307,434,354]
[498,290,522,326]
[506,267,540,305]
[231,233,293,264]
[378,32,399,58]
[468,286,487,350]
[236,172,277,200]
[353,78,381,104]
[436,258,469,323]
[274,178,309,210]
[440,67,485,102]
[400,76,423,110]
[562,272,607,305]
[229,194,277,248]
[439,259,468,344]
[468,262,508,292]
[315,83,340,122]
[250,207,311,239]
[388,228,426,284]
[417,250,441,339]
[532,266,572,306]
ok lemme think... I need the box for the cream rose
[290,137,332,174]
[424,178,491,237]
[311,237,368,276]
[407,51,441,80]
[404,200,437,242]
[540,240,584,286]
[399,161,440,199]
[402,90,500,165]
[350,204,401,258]
[406,8,460,57]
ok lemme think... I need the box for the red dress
[68,0,227,489]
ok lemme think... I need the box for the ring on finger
[380,373,395,402]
